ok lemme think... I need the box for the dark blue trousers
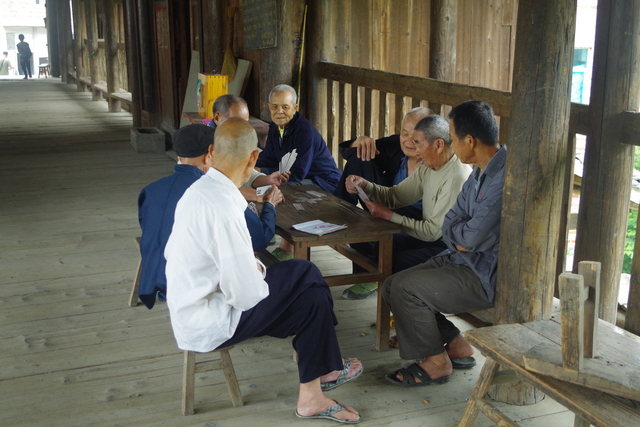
[219,259,344,383]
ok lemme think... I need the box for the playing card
[293,203,305,210]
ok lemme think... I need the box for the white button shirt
[165,168,269,352]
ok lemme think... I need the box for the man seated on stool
[137,124,283,309]
[208,94,290,202]
[256,84,342,261]
[344,115,471,300]
[335,107,432,299]
[165,118,363,424]
[383,100,506,387]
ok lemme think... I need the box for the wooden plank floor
[0,79,573,426]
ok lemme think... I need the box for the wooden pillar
[428,0,456,115]
[59,0,74,83]
[86,0,101,100]
[123,0,142,126]
[72,0,84,91]
[46,0,61,77]
[493,0,577,405]
[306,0,329,138]
[573,0,640,324]
[201,0,224,74]
[104,0,121,112]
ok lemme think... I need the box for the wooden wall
[195,0,517,131]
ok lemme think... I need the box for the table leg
[293,241,310,260]
[375,235,393,351]
[458,357,500,427]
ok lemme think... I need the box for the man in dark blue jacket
[137,124,283,309]
[256,84,341,193]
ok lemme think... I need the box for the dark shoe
[451,356,476,369]
[385,363,449,387]
[342,282,377,300]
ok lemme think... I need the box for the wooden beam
[46,0,61,78]
[71,0,84,92]
[573,0,640,323]
[492,0,576,407]
[104,0,121,112]
[123,0,142,126]
[429,0,457,115]
[86,0,101,101]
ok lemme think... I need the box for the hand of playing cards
[280,149,297,175]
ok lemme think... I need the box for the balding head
[213,95,249,125]
[214,117,258,162]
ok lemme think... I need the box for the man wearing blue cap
[137,124,284,309]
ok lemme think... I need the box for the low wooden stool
[129,237,142,306]
[183,347,244,415]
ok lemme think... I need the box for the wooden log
[556,133,578,287]
[46,0,61,78]
[104,0,121,112]
[122,0,142,126]
[71,0,84,92]
[573,1,640,323]
[429,0,457,115]
[86,0,101,101]
[59,0,74,82]
[492,0,577,406]
[627,210,640,335]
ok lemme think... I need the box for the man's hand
[275,170,291,185]
[363,199,393,221]
[263,185,284,207]
[351,136,380,161]
[454,244,469,252]
[345,174,368,194]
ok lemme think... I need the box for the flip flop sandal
[321,359,364,391]
[451,356,476,369]
[385,362,450,387]
[295,400,362,424]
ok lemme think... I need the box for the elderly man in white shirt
[165,118,363,424]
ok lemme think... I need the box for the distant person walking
[17,34,32,79]
[0,52,13,75]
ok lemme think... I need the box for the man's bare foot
[319,357,363,383]
[445,334,474,359]
[393,352,452,383]
[296,395,360,422]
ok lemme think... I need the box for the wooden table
[275,185,401,350]
[458,315,640,427]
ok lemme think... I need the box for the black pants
[20,59,31,77]
[219,259,344,383]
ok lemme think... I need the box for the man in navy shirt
[383,101,506,387]
[137,124,283,309]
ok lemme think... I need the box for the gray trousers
[382,253,494,360]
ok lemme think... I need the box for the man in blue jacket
[137,124,283,309]
[382,101,506,387]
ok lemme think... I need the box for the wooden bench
[459,261,640,427]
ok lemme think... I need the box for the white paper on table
[292,219,347,235]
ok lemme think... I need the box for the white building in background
[0,0,47,76]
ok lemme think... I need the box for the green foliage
[623,146,640,274]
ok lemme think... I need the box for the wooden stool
[183,347,244,415]
[38,64,49,78]
[129,237,142,307]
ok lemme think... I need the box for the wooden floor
[0,79,574,426]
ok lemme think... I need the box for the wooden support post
[71,0,84,91]
[46,0,61,78]
[578,261,600,358]
[492,0,576,405]
[559,272,586,371]
[556,133,578,285]
[429,0,456,115]
[123,0,142,126]
[104,0,121,112]
[573,1,640,324]
[58,0,73,82]
[86,0,101,101]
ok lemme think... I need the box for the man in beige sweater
[346,114,471,287]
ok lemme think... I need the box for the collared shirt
[165,168,269,352]
[441,145,507,302]
[392,156,424,212]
